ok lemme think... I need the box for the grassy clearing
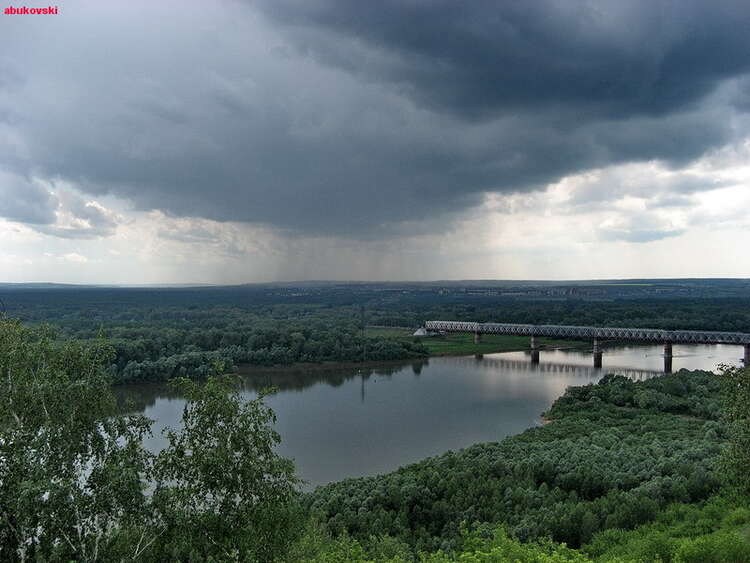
[365,327,585,356]
[363,327,413,339]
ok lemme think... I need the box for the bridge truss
[424,321,750,345]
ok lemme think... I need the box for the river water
[117,344,744,489]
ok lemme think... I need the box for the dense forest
[306,371,725,551]
[2,283,750,383]
[2,314,750,561]
[0,288,430,382]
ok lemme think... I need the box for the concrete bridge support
[593,338,603,368]
[664,342,673,374]
[530,335,540,364]
[474,332,482,344]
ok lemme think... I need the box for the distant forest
[2,280,750,383]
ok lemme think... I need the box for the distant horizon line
[1,277,749,288]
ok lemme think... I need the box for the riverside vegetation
[4,284,750,384]
[2,316,750,562]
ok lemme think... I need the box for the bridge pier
[664,342,673,373]
[423,321,750,370]
[593,338,602,368]
[474,332,482,344]
[664,342,673,358]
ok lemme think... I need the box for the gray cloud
[599,227,685,243]
[158,226,221,245]
[597,213,686,243]
[730,76,750,112]
[651,195,695,209]
[0,173,119,238]
[0,0,749,239]
[564,166,731,211]
[36,192,119,239]
[0,173,57,225]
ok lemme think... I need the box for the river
[116,343,744,489]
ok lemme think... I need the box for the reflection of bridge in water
[424,320,750,373]
[471,355,664,382]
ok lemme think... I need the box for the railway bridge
[423,320,750,372]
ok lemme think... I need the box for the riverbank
[229,330,590,377]
[365,326,589,356]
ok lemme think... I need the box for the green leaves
[0,319,150,561]
[717,364,750,497]
[148,376,303,561]
[0,319,304,562]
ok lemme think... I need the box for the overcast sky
[2,0,750,283]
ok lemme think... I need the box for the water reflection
[115,343,743,489]
[237,360,429,393]
[116,360,430,411]
[472,355,663,381]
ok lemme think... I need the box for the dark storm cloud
[730,76,750,112]
[254,0,750,119]
[1,0,749,238]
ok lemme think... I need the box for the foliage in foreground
[718,363,750,497]
[584,495,750,562]
[291,498,750,562]
[288,522,591,562]
[0,318,302,562]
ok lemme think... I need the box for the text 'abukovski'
[4,5,58,14]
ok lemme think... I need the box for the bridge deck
[424,320,750,345]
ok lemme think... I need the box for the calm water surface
[118,344,744,489]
